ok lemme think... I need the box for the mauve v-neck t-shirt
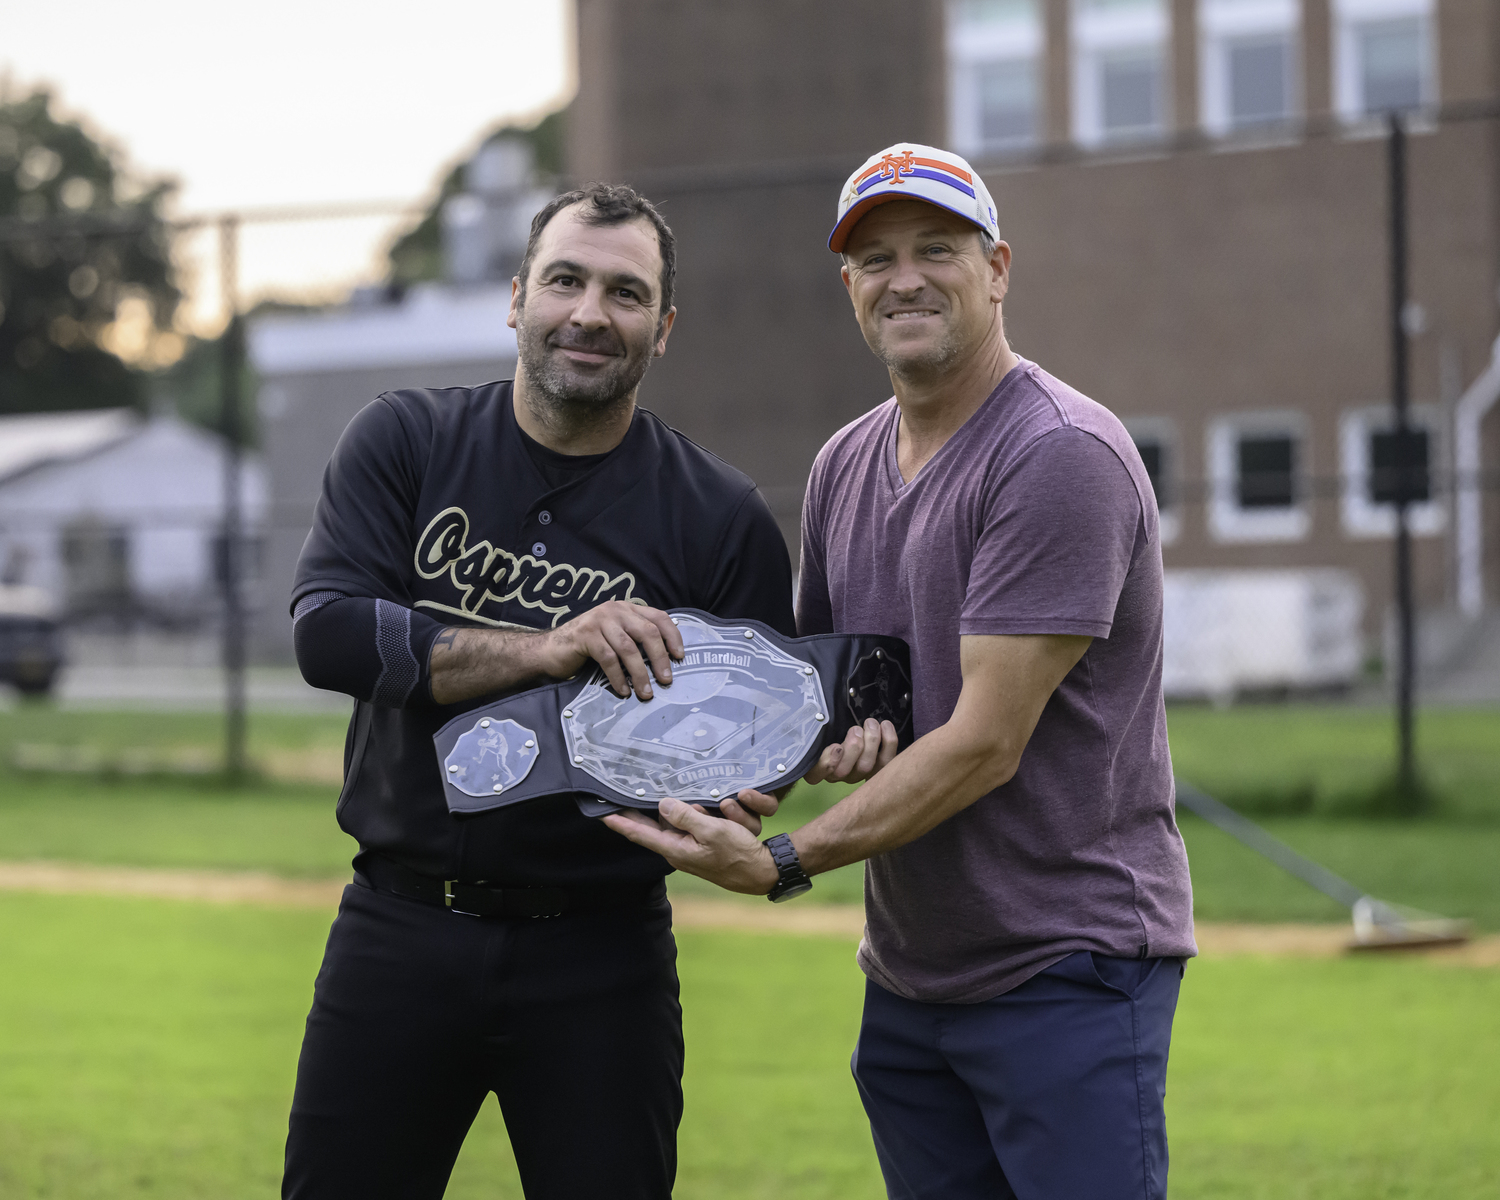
[797,358,1196,1004]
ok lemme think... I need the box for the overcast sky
[3,0,572,327]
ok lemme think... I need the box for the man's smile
[548,332,625,366]
[884,308,941,321]
[557,346,617,364]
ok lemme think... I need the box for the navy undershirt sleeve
[289,398,447,708]
[293,592,447,709]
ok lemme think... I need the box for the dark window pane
[1101,50,1161,133]
[1237,435,1295,508]
[1229,35,1289,125]
[1369,428,1430,504]
[60,519,131,615]
[978,58,1038,144]
[1360,18,1423,113]
[1134,437,1166,506]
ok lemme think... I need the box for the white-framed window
[1199,0,1300,135]
[948,0,1045,156]
[1207,412,1310,542]
[1072,0,1171,147]
[1333,0,1436,120]
[1123,416,1181,543]
[1339,406,1445,538]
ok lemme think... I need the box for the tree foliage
[151,300,318,449]
[386,106,567,287]
[0,89,180,414]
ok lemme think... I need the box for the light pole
[1387,112,1417,803]
[219,215,247,783]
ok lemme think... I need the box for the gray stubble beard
[874,323,965,384]
[514,307,656,435]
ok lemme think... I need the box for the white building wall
[0,415,265,617]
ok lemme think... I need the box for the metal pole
[1175,781,1469,947]
[1387,113,1416,800]
[219,215,247,783]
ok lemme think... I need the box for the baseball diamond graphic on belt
[561,613,826,803]
[413,506,641,627]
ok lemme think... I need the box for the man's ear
[990,241,1012,305]
[506,276,522,330]
[654,306,678,357]
[841,263,853,295]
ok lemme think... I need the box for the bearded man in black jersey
[281,184,795,1200]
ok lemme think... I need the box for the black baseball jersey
[293,380,796,888]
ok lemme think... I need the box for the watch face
[561,613,826,805]
[769,878,813,903]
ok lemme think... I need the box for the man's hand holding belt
[429,600,686,705]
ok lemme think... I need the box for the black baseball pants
[282,878,683,1200]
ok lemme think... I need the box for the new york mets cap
[828,142,999,253]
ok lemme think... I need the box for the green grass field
[1166,702,1500,819]
[0,891,1495,1199]
[2,702,1499,926]
[1,702,1498,1196]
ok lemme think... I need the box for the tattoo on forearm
[433,628,460,654]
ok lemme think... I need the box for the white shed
[1161,568,1366,702]
[0,409,265,623]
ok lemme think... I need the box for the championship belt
[432,609,913,819]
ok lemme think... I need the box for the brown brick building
[567,0,1500,640]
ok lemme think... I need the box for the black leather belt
[432,609,913,820]
[355,854,665,918]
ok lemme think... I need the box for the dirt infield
[1,860,1496,965]
[0,861,346,908]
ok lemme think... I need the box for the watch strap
[764,832,812,902]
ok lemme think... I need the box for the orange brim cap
[828,143,998,252]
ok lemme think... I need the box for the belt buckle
[443,880,482,918]
[446,880,564,919]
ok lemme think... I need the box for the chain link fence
[4,114,1500,724]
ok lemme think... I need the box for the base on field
[1347,895,1472,952]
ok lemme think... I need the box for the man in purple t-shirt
[607,142,1196,1199]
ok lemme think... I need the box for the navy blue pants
[852,952,1185,1200]
[282,880,682,1200]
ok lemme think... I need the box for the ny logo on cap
[877,150,916,184]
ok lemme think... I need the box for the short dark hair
[517,183,676,332]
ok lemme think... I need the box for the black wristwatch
[764,833,813,903]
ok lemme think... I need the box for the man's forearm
[600,634,1089,896]
[606,714,1027,899]
[790,716,1020,877]
[429,600,684,706]
[428,626,556,705]
[789,633,1091,876]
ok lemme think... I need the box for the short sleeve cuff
[959,617,1113,638]
[290,576,385,615]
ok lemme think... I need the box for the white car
[0,585,64,696]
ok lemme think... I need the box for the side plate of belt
[432,609,913,819]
